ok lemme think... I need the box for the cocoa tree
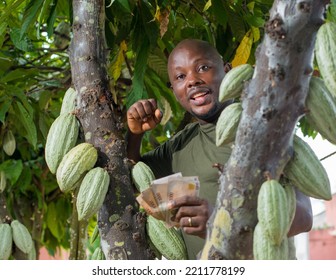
[201,0,330,259]
[0,0,335,260]
[68,0,152,260]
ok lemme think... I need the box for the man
[126,39,312,259]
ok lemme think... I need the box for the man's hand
[169,196,213,239]
[127,99,163,135]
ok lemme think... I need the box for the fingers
[127,99,163,134]
[169,197,210,238]
[127,99,157,122]
[180,216,207,238]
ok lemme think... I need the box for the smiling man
[126,39,312,259]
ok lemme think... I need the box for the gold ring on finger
[188,217,193,227]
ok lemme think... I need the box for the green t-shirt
[141,122,232,259]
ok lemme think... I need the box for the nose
[187,73,204,88]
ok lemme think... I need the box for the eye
[176,73,185,80]
[199,65,211,72]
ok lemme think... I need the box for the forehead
[168,42,220,70]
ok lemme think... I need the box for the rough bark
[201,0,328,260]
[69,0,153,260]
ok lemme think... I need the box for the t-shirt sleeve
[141,140,173,179]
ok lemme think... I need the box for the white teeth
[192,92,206,99]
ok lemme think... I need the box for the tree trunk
[69,0,153,260]
[201,0,328,260]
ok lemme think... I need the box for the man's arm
[126,99,162,162]
[288,188,313,237]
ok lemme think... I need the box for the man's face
[168,41,225,123]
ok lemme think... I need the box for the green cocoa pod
[0,223,12,260]
[0,170,6,193]
[11,220,34,255]
[91,247,105,260]
[305,76,336,145]
[56,143,98,193]
[2,130,16,156]
[146,215,188,260]
[45,113,79,174]
[253,223,289,260]
[216,102,242,147]
[283,183,296,234]
[60,87,77,115]
[77,167,110,221]
[284,135,332,200]
[287,237,297,260]
[27,244,36,260]
[131,161,155,192]
[315,22,336,98]
[257,179,289,246]
[219,64,254,102]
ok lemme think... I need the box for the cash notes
[136,173,200,227]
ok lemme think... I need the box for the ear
[166,81,173,89]
[223,62,232,73]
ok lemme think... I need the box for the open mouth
[190,91,209,100]
[189,89,211,105]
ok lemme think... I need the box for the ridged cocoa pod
[11,220,34,255]
[257,179,289,246]
[131,161,155,193]
[284,135,332,200]
[60,87,77,115]
[219,64,254,102]
[253,223,289,260]
[283,183,296,234]
[45,113,79,174]
[0,223,12,260]
[76,167,110,221]
[146,215,188,260]
[56,143,98,193]
[305,76,336,144]
[287,237,297,260]
[215,102,242,146]
[315,22,336,98]
[2,130,16,156]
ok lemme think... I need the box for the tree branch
[201,0,327,260]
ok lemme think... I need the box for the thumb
[154,108,163,124]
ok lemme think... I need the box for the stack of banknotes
[136,173,200,228]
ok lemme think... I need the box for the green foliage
[3,0,328,259]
